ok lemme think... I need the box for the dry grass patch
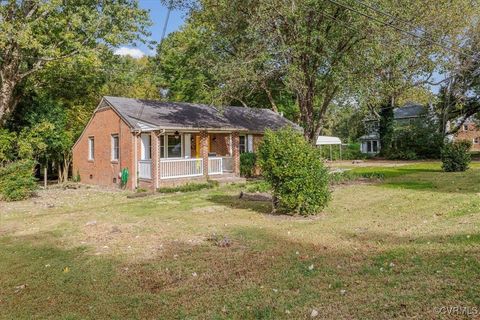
[1,162,480,318]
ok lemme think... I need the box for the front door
[195,135,201,158]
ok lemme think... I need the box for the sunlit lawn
[1,161,479,319]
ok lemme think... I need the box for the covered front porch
[136,130,241,188]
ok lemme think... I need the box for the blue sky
[114,0,186,57]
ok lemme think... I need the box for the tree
[436,21,480,136]
[0,0,151,124]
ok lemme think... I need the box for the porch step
[209,175,246,185]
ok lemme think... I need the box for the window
[239,135,246,153]
[160,135,165,158]
[167,134,182,158]
[141,134,151,160]
[372,140,378,153]
[367,141,372,153]
[111,135,119,161]
[88,137,94,160]
[475,137,480,144]
[464,124,469,131]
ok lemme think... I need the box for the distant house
[72,96,299,190]
[359,103,426,155]
[454,120,480,152]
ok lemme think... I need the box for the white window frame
[88,137,94,160]
[166,134,183,159]
[111,134,119,161]
[239,135,247,153]
[141,133,151,160]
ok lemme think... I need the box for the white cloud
[113,47,145,59]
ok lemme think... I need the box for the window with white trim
[88,137,94,160]
[239,135,247,153]
[140,134,151,160]
[111,134,119,161]
[167,134,182,158]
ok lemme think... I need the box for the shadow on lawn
[207,194,273,214]
[378,169,480,194]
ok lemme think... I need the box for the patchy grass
[1,161,480,318]
[157,180,218,194]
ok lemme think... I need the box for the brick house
[72,96,299,190]
[454,120,480,152]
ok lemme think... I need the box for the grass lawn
[1,161,480,319]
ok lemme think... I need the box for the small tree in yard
[257,128,331,216]
[441,141,472,172]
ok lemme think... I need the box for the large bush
[257,128,331,215]
[441,140,472,172]
[0,160,37,201]
[384,118,443,160]
[240,152,257,177]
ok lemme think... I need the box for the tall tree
[0,0,151,124]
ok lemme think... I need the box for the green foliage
[441,141,472,172]
[240,152,257,177]
[0,129,16,164]
[0,160,37,201]
[157,181,218,193]
[0,0,152,122]
[384,117,443,160]
[257,128,331,215]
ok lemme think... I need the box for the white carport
[316,136,342,160]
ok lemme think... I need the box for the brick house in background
[454,120,480,152]
[72,96,299,190]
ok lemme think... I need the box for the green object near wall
[121,168,129,188]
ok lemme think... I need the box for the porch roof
[102,96,301,133]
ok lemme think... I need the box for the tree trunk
[0,78,17,125]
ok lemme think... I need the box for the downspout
[133,130,141,190]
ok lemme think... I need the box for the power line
[350,0,472,55]
[325,0,469,58]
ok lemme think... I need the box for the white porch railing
[222,157,233,172]
[208,157,223,175]
[160,158,203,179]
[138,160,152,179]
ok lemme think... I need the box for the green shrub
[257,128,331,215]
[240,152,257,177]
[0,160,37,201]
[441,140,472,172]
[384,117,443,160]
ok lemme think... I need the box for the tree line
[0,0,479,182]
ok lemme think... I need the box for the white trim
[159,158,204,179]
[88,137,94,160]
[247,135,254,152]
[111,134,119,161]
[184,133,191,158]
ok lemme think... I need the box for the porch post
[152,132,159,190]
[232,132,240,176]
[200,130,209,177]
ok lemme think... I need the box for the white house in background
[359,103,426,155]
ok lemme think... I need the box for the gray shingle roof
[103,96,300,133]
[394,104,425,119]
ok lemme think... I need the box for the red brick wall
[455,123,480,152]
[72,108,135,189]
[209,133,230,156]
